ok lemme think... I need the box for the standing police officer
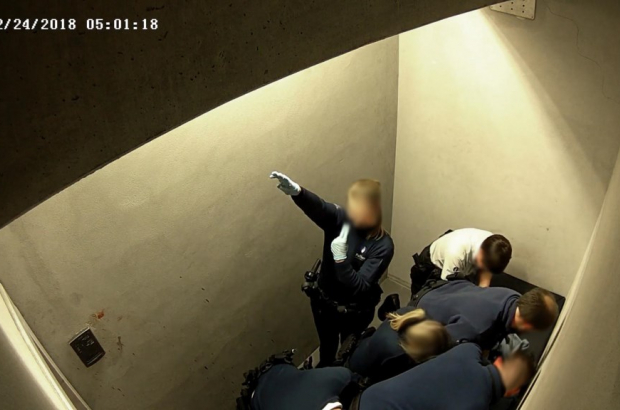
[270,172,394,367]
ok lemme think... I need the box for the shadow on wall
[389,3,620,295]
[480,2,620,288]
[485,0,620,191]
[0,37,399,410]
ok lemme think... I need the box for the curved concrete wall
[0,301,63,410]
[0,0,503,228]
[0,37,399,409]
[521,142,620,409]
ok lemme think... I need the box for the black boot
[377,293,401,321]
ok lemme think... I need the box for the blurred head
[346,179,384,237]
[388,309,452,363]
[495,350,537,396]
[475,234,512,274]
[513,288,559,332]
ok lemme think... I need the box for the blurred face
[346,197,379,230]
[498,357,531,395]
[475,249,486,270]
[404,321,450,363]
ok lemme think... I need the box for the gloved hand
[500,334,530,358]
[331,224,350,262]
[270,171,301,196]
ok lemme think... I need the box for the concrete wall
[390,1,620,295]
[521,131,620,410]
[0,0,504,229]
[0,291,67,410]
[0,37,399,410]
[0,337,60,410]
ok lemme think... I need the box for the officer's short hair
[480,234,512,274]
[517,288,559,330]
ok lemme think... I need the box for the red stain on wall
[95,310,105,320]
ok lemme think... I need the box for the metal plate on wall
[490,0,536,20]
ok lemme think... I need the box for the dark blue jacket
[348,307,415,380]
[359,343,505,410]
[251,364,352,410]
[418,280,520,349]
[293,188,394,306]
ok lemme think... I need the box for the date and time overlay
[0,18,159,31]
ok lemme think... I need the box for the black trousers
[409,243,439,296]
[410,230,455,297]
[310,298,375,367]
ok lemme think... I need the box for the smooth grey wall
[0,336,60,410]
[390,1,620,295]
[521,128,620,410]
[0,303,64,410]
[0,0,505,229]
[0,37,398,410]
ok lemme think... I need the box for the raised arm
[270,171,343,230]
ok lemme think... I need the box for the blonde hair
[347,179,385,239]
[387,309,451,363]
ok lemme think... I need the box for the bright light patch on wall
[490,0,536,20]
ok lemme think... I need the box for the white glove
[331,224,350,262]
[270,171,301,196]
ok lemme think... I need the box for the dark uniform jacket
[251,364,352,410]
[359,343,505,410]
[418,280,520,350]
[293,188,394,307]
[348,307,417,380]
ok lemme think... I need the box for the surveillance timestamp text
[0,18,159,31]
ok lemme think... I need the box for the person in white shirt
[409,228,512,294]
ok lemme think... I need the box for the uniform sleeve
[292,188,344,231]
[333,242,394,294]
[459,343,484,363]
[444,314,482,344]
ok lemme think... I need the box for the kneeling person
[412,280,559,350]
[358,343,536,410]
[243,354,354,410]
[348,308,452,382]
[410,228,512,293]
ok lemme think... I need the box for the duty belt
[236,350,296,410]
[314,290,372,314]
[408,279,448,308]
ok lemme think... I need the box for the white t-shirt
[429,228,493,280]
